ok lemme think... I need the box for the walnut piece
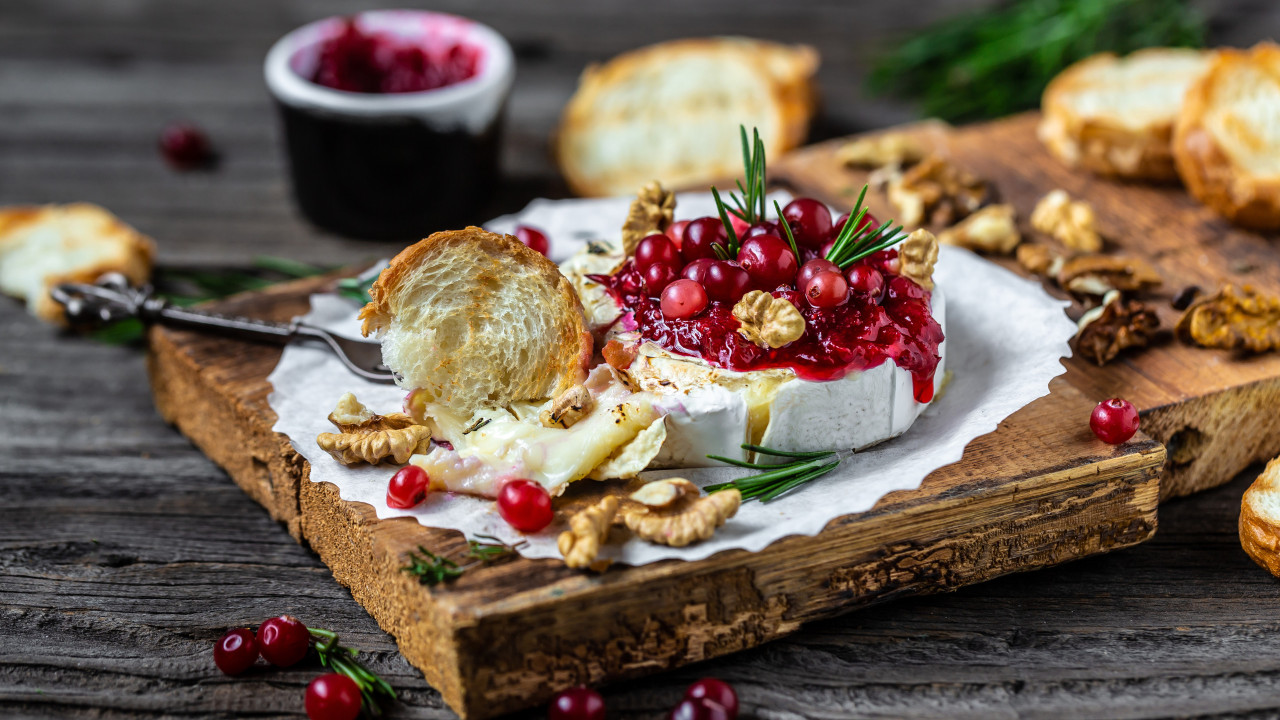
[1075,290,1161,365]
[1176,285,1280,353]
[837,132,927,168]
[620,180,675,256]
[622,486,741,547]
[557,496,619,570]
[629,478,699,509]
[1057,254,1162,296]
[887,154,989,227]
[1030,189,1102,253]
[316,393,432,466]
[1016,243,1068,277]
[937,204,1021,255]
[539,384,594,429]
[733,291,805,348]
[899,229,939,291]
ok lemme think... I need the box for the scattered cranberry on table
[514,225,550,256]
[256,615,311,667]
[213,628,259,676]
[661,278,709,320]
[386,465,430,509]
[669,697,732,720]
[158,122,214,170]
[685,678,739,718]
[1090,398,1139,444]
[549,686,606,720]
[497,478,554,532]
[305,672,363,720]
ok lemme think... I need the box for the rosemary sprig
[466,534,528,562]
[710,126,770,258]
[706,444,842,502]
[773,199,803,267]
[710,186,740,257]
[308,627,397,717]
[337,275,376,304]
[401,535,527,587]
[823,185,907,269]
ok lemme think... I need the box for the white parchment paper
[268,193,1076,565]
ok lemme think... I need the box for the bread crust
[360,227,592,412]
[1174,43,1280,229]
[555,37,818,197]
[1040,48,1210,181]
[1240,457,1280,578]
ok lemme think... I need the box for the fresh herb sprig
[337,275,376,304]
[401,535,527,587]
[823,186,907,269]
[710,126,771,259]
[706,444,841,502]
[773,199,803,267]
[308,627,397,717]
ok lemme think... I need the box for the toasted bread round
[555,37,818,197]
[1174,43,1280,229]
[1240,457,1280,578]
[1039,48,1211,181]
[359,227,592,415]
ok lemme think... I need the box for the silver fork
[51,273,397,384]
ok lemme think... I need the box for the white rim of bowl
[264,9,514,117]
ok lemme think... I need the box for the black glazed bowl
[264,10,514,240]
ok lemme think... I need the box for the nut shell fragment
[621,180,675,256]
[1076,290,1161,365]
[539,384,594,429]
[558,496,619,570]
[733,291,805,348]
[937,204,1021,255]
[899,229,939,291]
[622,487,741,548]
[1057,254,1162,296]
[1031,189,1103,253]
[1176,285,1280,352]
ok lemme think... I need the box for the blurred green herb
[401,535,526,587]
[337,275,376,304]
[869,0,1204,123]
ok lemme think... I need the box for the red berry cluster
[310,18,480,94]
[549,678,739,720]
[640,198,881,321]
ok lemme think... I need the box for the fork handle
[147,302,298,341]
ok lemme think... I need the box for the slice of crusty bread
[556,37,818,197]
[1039,48,1211,181]
[359,227,593,417]
[0,203,155,324]
[1240,457,1280,578]
[1174,43,1280,229]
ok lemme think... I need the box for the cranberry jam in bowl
[265,10,514,239]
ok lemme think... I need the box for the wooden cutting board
[142,114,1211,718]
[774,113,1280,500]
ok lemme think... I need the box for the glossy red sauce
[591,249,944,402]
[309,19,481,94]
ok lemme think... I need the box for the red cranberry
[804,270,849,308]
[729,213,750,237]
[797,258,840,290]
[497,479,554,532]
[256,615,310,667]
[159,123,213,170]
[387,465,429,509]
[636,234,681,272]
[643,262,679,296]
[661,279,709,319]
[742,221,780,239]
[514,225,550,256]
[681,217,726,263]
[1090,398,1139,444]
[702,261,751,303]
[668,220,691,248]
[685,678,739,719]
[306,672,362,720]
[846,265,885,297]
[782,198,832,248]
[682,258,717,285]
[549,686,606,720]
[670,697,731,720]
[886,274,926,301]
[738,235,798,289]
[833,210,879,238]
[213,628,259,676]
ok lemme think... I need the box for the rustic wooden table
[4,2,1280,718]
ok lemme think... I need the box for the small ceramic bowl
[265,10,515,240]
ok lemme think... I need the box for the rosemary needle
[706,444,843,502]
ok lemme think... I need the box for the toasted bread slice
[0,203,155,324]
[1040,48,1211,181]
[359,227,592,417]
[1174,43,1280,229]
[556,37,818,197]
[1240,457,1280,577]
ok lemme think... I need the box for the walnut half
[1176,285,1280,353]
[733,291,805,348]
[899,229,939,291]
[1030,189,1102,253]
[622,484,741,548]
[1075,290,1161,365]
[620,180,675,256]
[887,154,989,227]
[316,393,432,466]
[937,204,1021,255]
[1057,254,1161,296]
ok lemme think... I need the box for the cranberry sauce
[277,103,501,240]
[309,19,480,94]
[593,249,945,402]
